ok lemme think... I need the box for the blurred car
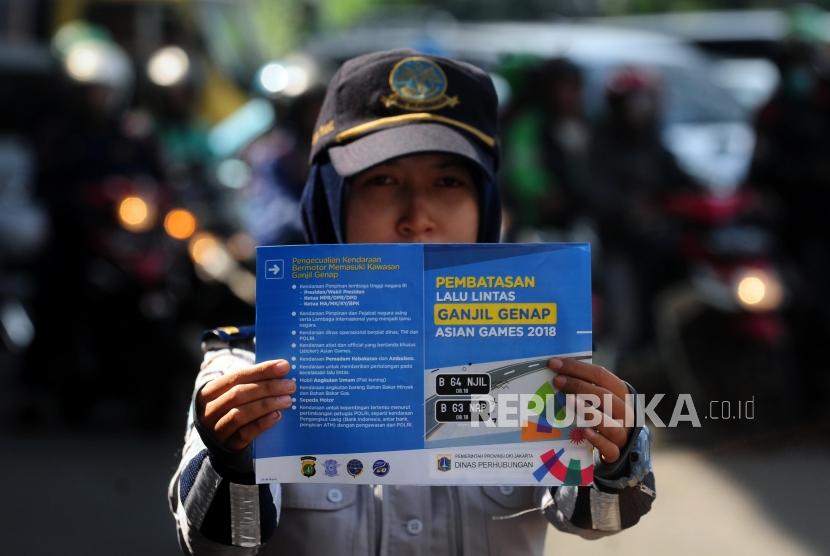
[304,20,754,194]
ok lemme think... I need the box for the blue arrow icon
[264,259,284,279]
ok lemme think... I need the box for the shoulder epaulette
[201,325,256,353]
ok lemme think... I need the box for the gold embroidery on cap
[335,112,495,148]
[311,120,335,145]
[380,57,459,111]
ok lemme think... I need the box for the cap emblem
[381,57,459,111]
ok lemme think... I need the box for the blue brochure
[255,243,595,485]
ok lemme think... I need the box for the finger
[200,360,290,402]
[594,418,629,448]
[583,427,621,463]
[548,357,628,399]
[213,394,294,444]
[203,379,297,427]
[226,411,282,451]
[553,374,631,423]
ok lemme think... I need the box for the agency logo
[382,57,459,111]
[300,456,317,478]
[323,459,340,477]
[372,459,390,477]
[437,455,452,472]
[346,459,363,478]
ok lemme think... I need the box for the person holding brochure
[169,49,655,555]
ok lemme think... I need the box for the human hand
[548,357,633,464]
[197,360,296,451]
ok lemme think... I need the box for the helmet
[605,67,661,101]
[604,67,662,132]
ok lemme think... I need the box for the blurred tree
[247,0,423,58]
[249,0,305,58]
[245,0,830,51]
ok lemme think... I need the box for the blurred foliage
[248,0,306,58]
[33,0,830,72]
[320,0,418,28]
[244,0,830,52]
[248,0,421,58]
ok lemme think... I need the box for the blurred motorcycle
[24,170,202,426]
[20,26,204,426]
[652,187,796,410]
[80,174,196,318]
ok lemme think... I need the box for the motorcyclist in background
[25,24,191,426]
[502,57,592,238]
[750,34,830,223]
[749,15,830,413]
[588,67,697,355]
[144,44,215,195]
[142,42,244,239]
[37,25,167,200]
[240,55,327,247]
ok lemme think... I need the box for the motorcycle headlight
[189,232,233,278]
[147,45,190,87]
[117,195,156,232]
[65,41,108,83]
[734,269,783,311]
[256,55,315,98]
[164,208,197,240]
[258,62,289,94]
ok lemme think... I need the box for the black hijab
[299,158,502,244]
